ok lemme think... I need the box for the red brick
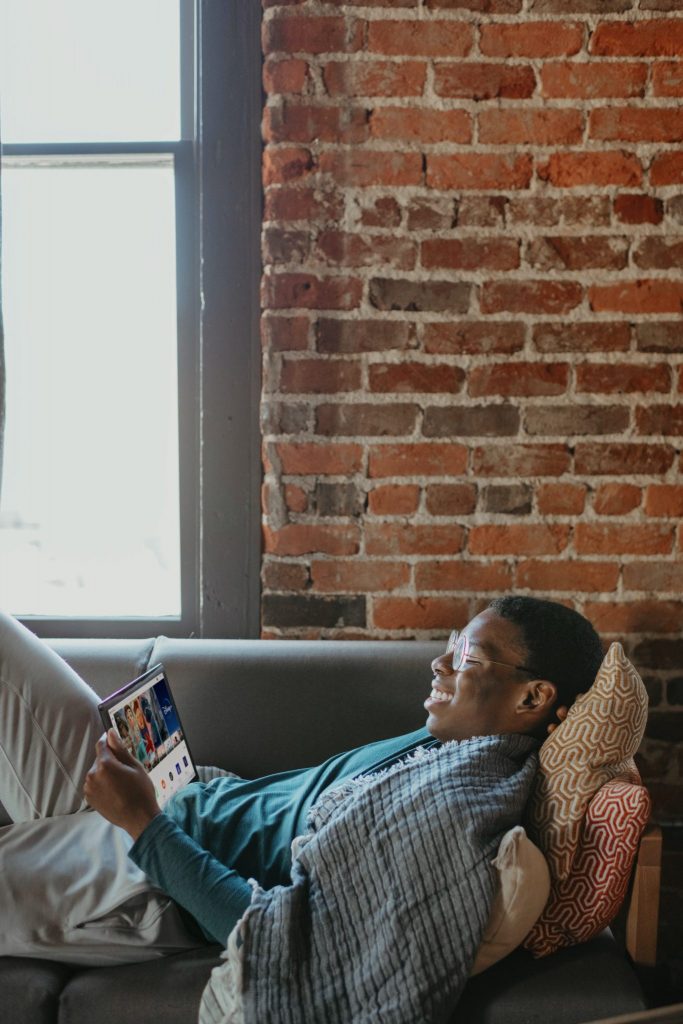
[516,560,619,592]
[353,195,402,229]
[469,523,570,556]
[371,106,471,144]
[369,443,468,477]
[263,226,310,264]
[317,230,416,270]
[541,61,646,98]
[264,103,368,145]
[279,357,360,393]
[526,236,628,271]
[373,597,469,631]
[575,442,675,475]
[264,187,343,224]
[427,153,533,191]
[480,280,583,315]
[262,561,309,592]
[594,483,642,515]
[261,315,310,352]
[319,149,423,187]
[424,321,525,355]
[263,523,360,556]
[263,16,364,56]
[576,362,670,394]
[323,60,427,97]
[406,196,458,231]
[584,600,683,633]
[650,151,683,186]
[636,404,683,435]
[634,237,683,270]
[533,322,630,353]
[262,273,362,311]
[368,20,474,57]
[458,195,508,227]
[416,561,512,591]
[424,404,519,438]
[366,523,465,556]
[479,108,583,145]
[589,279,683,314]
[263,57,309,95]
[575,523,673,555]
[369,362,465,394]
[507,195,611,227]
[434,62,535,100]
[537,483,587,515]
[422,238,520,272]
[636,323,683,353]
[472,444,570,477]
[276,442,363,474]
[284,483,308,512]
[368,484,420,515]
[316,403,418,437]
[480,21,583,57]
[316,318,416,354]
[369,278,470,313]
[614,194,664,225]
[425,483,477,515]
[469,361,568,398]
[623,561,683,590]
[525,404,628,436]
[427,0,521,9]
[262,146,313,186]
[645,485,683,517]
[653,61,683,96]
[538,150,642,187]
[590,20,683,57]
[591,107,683,143]
[311,560,410,593]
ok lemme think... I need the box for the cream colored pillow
[471,826,550,975]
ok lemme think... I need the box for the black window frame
[2,0,262,640]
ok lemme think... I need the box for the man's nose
[431,651,454,676]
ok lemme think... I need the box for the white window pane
[0,0,181,143]
[0,159,181,617]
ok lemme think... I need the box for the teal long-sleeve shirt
[129,727,437,945]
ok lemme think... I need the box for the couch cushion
[57,946,222,1024]
[0,957,75,1024]
[457,930,646,1024]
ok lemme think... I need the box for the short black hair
[487,596,603,710]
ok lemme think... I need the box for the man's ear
[516,679,557,717]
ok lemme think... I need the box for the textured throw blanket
[227,733,538,1024]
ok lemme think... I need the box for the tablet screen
[99,664,197,807]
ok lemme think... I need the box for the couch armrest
[625,824,662,966]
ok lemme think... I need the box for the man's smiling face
[424,609,554,742]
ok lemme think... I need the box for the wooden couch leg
[625,824,662,967]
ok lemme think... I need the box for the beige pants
[0,612,202,965]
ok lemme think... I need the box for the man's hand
[546,698,580,735]
[84,729,162,841]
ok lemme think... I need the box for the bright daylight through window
[0,0,183,618]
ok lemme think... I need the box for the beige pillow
[471,826,550,975]
[525,642,648,882]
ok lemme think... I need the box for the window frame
[2,0,262,640]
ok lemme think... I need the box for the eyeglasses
[447,630,536,676]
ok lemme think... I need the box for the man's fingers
[107,728,140,768]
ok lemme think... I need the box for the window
[0,0,262,639]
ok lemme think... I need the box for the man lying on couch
[0,597,602,1023]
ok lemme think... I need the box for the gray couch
[2,637,648,1024]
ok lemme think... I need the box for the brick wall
[259,1,682,839]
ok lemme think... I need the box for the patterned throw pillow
[525,641,648,881]
[524,773,651,956]
[522,642,650,957]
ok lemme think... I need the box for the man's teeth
[430,687,451,702]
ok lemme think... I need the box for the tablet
[98,663,198,807]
